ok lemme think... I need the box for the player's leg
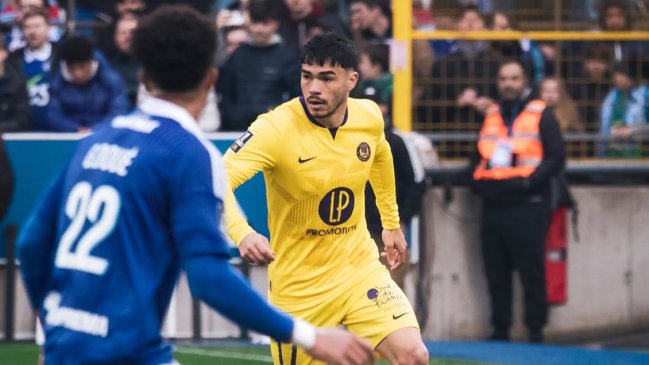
[269,297,344,365]
[375,327,428,365]
[271,341,316,365]
[343,266,428,365]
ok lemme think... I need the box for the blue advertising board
[0,133,268,258]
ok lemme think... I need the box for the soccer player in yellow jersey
[224,33,429,365]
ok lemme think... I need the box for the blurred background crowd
[0,0,647,160]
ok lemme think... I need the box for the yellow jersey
[224,97,400,309]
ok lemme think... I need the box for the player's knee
[394,343,429,365]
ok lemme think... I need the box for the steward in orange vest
[468,61,565,343]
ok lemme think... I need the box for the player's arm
[17,172,65,309]
[223,118,280,264]
[368,109,406,270]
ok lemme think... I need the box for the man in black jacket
[469,60,565,343]
[218,0,301,131]
[0,36,31,133]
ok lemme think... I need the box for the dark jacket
[108,50,139,109]
[469,94,566,206]
[365,129,425,234]
[218,40,300,131]
[48,51,129,132]
[0,61,31,133]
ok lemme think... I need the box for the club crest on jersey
[357,142,371,162]
[230,131,253,153]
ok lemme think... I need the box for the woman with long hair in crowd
[540,77,585,132]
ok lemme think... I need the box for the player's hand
[239,232,275,265]
[381,228,407,270]
[307,327,374,365]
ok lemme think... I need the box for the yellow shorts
[270,266,420,365]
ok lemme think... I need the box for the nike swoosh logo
[392,312,408,320]
[298,156,317,163]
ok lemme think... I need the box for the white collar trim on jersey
[139,96,204,138]
[25,42,52,63]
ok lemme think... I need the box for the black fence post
[4,224,18,342]
[191,298,202,342]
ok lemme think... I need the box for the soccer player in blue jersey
[16,5,374,365]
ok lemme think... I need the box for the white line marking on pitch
[176,347,273,363]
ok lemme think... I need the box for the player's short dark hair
[248,0,280,23]
[20,7,49,28]
[362,44,389,73]
[301,33,358,71]
[59,36,94,65]
[131,5,216,93]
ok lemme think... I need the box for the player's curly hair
[131,5,216,93]
[301,33,358,71]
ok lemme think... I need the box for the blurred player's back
[37,103,230,363]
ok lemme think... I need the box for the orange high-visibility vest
[473,100,545,180]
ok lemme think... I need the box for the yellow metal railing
[391,0,649,133]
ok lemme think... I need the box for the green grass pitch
[0,343,487,365]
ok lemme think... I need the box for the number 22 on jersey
[55,182,121,275]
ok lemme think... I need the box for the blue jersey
[23,54,52,130]
[19,98,236,364]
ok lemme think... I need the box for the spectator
[215,5,247,68]
[279,0,350,52]
[599,64,648,158]
[0,36,31,132]
[349,0,391,44]
[3,0,63,52]
[48,36,129,132]
[412,0,435,30]
[540,77,584,132]
[489,11,544,87]
[94,0,146,59]
[597,0,648,64]
[569,43,612,130]
[426,5,501,134]
[469,60,565,344]
[356,43,391,118]
[107,13,139,107]
[218,0,300,131]
[9,7,56,130]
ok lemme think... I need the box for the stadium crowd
[0,0,647,158]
